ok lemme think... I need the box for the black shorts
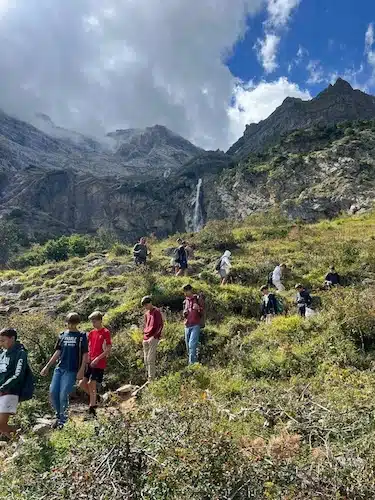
[84,366,104,383]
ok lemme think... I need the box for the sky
[0,0,374,151]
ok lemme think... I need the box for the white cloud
[365,23,375,73]
[0,0,266,151]
[228,77,311,142]
[265,0,301,29]
[306,60,325,84]
[256,0,302,74]
[255,33,281,73]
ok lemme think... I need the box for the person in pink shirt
[141,296,164,381]
[182,284,204,364]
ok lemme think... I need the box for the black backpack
[19,363,35,402]
[215,258,222,271]
[267,271,274,286]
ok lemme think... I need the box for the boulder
[33,423,51,436]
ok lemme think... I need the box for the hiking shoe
[51,420,64,430]
[96,394,101,404]
[84,406,97,421]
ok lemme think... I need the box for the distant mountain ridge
[228,78,375,158]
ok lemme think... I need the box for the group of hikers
[0,236,342,440]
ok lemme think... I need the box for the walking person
[295,284,312,318]
[218,250,232,285]
[141,296,164,381]
[175,240,188,277]
[272,263,287,291]
[41,313,88,429]
[78,311,112,419]
[0,328,28,439]
[260,285,279,323]
[183,284,205,364]
[133,237,150,265]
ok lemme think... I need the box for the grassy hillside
[2,211,375,498]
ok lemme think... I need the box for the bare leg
[0,413,17,438]
[88,380,97,408]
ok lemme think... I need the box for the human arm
[40,350,60,376]
[0,350,27,393]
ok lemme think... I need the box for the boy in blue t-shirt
[41,312,88,429]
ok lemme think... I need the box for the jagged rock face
[2,79,375,241]
[228,78,375,158]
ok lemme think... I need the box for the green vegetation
[2,211,375,498]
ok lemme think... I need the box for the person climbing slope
[175,240,188,276]
[141,296,164,381]
[218,250,232,285]
[182,284,205,364]
[272,263,287,291]
[260,285,279,323]
[41,313,88,429]
[295,284,312,318]
[133,237,150,265]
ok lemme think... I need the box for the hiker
[260,285,279,324]
[0,328,28,439]
[41,313,88,429]
[141,296,164,381]
[272,263,287,291]
[295,284,312,318]
[183,284,205,364]
[78,311,112,419]
[133,237,150,265]
[217,250,232,285]
[174,240,188,276]
[324,266,340,288]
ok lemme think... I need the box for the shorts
[84,366,105,384]
[219,269,228,278]
[0,394,19,414]
[176,262,188,270]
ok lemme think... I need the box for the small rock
[115,384,136,395]
[33,423,51,436]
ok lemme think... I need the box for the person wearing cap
[0,328,28,438]
[174,240,189,276]
[141,296,164,381]
[78,311,112,418]
[41,312,88,429]
[295,284,312,317]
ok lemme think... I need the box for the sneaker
[96,394,101,404]
[51,420,64,430]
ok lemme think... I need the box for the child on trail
[272,263,287,291]
[295,284,312,318]
[183,284,205,364]
[141,296,164,381]
[41,313,88,429]
[133,237,150,265]
[324,266,340,288]
[79,311,112,418]
[0,328,28,439]
[260,285,279,324]
[175,240,188,277]
[218,250,232,285]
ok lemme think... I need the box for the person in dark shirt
[324,266,340,288]
[295,284,312,317]
[141,296,164,381]
[133,237,150,265]
[0,328,28,438]
[41,312,88,429]
[260,285,278,323]
[175,240,188,277]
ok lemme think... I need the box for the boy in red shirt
[79,311,111,417]
[141,296,164,381]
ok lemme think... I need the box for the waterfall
[192,178,203,232]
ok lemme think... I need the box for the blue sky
[228,0,375,95]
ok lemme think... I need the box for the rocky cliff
[2,79,375,241]
[228,78,375,158]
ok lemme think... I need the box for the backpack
[275,297,284,315]
[196,293,206,329]
[215,258,222,271]
[267,271,274,287]
[19,363,35,402]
